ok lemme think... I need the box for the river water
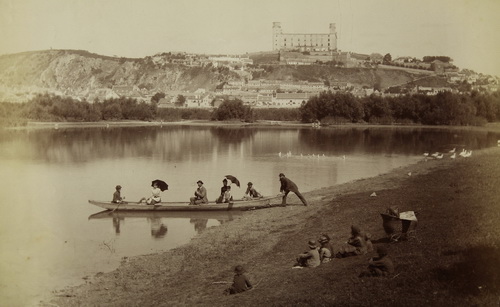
[0,125,498,306]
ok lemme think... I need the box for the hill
[0,49,448,103]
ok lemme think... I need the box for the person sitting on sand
[294,240,321,268]
[224,265,253,295]
[138,182,161,205]
[359,246,394,277]
[112,185,125,203]
[244,182,263,200]
[336,225,368,258]
[190,180,208,205]
[318,234,334,263]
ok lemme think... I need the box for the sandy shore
[45,142,500,306]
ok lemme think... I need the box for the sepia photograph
[0,0,499,306]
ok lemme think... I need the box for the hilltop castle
[272,22,338,52]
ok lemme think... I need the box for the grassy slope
[49,145,500,307]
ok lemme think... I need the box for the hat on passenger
[308,240,317,249]
[116,185,122,190]
[319,234,330,243]
[197,180,204,184]
[234,265,245,274]
[247,182,253,186]
[279,173,285,177]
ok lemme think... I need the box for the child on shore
[294,240,321,268]
[225,265,253,295]
[318,234,334,263]
[359,246,395,277]
[336,225,368,258]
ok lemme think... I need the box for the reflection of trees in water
[1,127,499,163]
[190,218,208,233]
[209,127,256,144]
[298,128,500,155]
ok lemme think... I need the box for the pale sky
[1,0,499,76]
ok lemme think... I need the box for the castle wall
[273,22,337,52]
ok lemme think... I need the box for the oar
[111,200,127,213]
[110,202,121,213]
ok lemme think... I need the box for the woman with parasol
[138,179,168,205]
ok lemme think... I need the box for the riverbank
[46,145,500,306]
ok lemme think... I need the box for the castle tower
[329,23,336,34]
[272,22,282,51]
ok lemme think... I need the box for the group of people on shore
[225,225,394,295]
[294,225,394,277]
[112,172,309,207]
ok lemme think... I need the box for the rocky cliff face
[0,49,432,103]
[0,50,234,102]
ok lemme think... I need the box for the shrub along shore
[2,90,500,128]
[47,143,500,306]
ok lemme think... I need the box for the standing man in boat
[279,173,308,206]
[190,180,208,205]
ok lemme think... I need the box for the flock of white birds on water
[423,147,472,160]
[277,140,500,161]
[278,151,346,160]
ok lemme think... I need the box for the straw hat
[308,240,317,249]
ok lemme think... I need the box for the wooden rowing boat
[88,197,276,212]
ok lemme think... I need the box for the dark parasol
[225,175,240,187]
[152,179,169,191]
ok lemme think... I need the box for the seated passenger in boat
[112,185,125,203]
[138,182,161,205]
[221,186,232,203]
[216,179,232,203]
[190,180,208,205]
[243,182,263,200]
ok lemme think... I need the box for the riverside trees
[1,91,499,127]
[299,90,500,125]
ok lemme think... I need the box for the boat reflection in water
[89,210,240,237]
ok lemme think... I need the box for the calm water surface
[0,125,498,306]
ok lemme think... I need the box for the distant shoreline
[5,120,500,133]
